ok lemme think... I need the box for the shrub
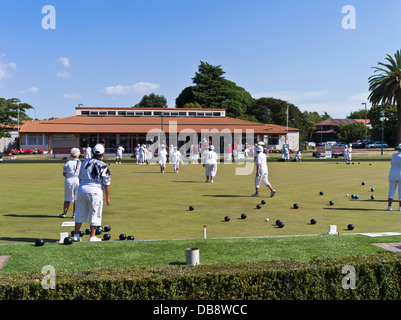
[0,253,401,300]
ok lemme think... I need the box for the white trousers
[388,178,401,200]
[75,192,103,226]
[255,171,270,188]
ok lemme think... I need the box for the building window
[267,136,279,145]
[23,134,46,146]
[108,111,116,115]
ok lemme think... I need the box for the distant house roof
[19,107,299,136]
[315,118,370,127]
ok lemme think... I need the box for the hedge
[1,252,401,300]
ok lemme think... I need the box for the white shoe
[89,236,101,242]
[59,213,66,218]
[252,193,259,197]
[73,234,81,242]
[270,190,276,197]
[387,206,392,211]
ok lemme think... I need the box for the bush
[8,148,44,155]
[0,252,401,300]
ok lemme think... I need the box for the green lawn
[0,159,401,273]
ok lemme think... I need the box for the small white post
[203,225,206,239]
[186,248,199,266]
[328,225,338,234]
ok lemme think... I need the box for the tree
[0,98,33,138]
[368,50,401,146]
[347,109,367,119]
[135,93,167,108]
[191,61,227,109]
[368,104,397,146]
[175,61,254,117]
[223,80,254,117]
[337,122,370,143]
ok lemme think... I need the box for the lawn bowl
[35,238,45,247]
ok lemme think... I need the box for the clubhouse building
[18,106,299,156]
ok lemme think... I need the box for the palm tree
[368,50,401,146]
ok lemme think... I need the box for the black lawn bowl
[277,221,285,228]
[241,213,247,219]
[347,224,354,231]
[319,191,324,195]
[104,225,111,232]
[119,233,127,240]
[362,182,365,186]
[189,206,194,211]
[256,204,262,209]
[261,200,266,205]
[35,238,45,246]
[310,219,317,225]
[275,219,283,226]
[329,201,334,206]
[63,237,73,245]
[224,216,230,222]
[79,230,84,237]
[103,233,111,241]
[293,203,299,209]
[371,195,375,200]
[127,235,135,240]
[95,226,103,235]
[85,228,91,235]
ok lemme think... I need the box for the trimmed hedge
[1,252,401,300]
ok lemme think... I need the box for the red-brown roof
[19,115,298,135]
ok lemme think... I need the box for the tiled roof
[19,115,298,135]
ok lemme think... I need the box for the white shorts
[75,191,103,226]
[255,171,270,188]
[116,153,122,158]
[205,164,217,177]
[173,162,180,169]
[64,179,79,202]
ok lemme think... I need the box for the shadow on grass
[323,207,385,211]
[172,181,204,183]
[203,194,251,198]
[0,237,56,244]
[4,214,58,218]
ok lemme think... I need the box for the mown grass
[0,158,400,274]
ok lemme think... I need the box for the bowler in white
[252,146,276,197]
[59,148,81,218]
[387,144,401,211]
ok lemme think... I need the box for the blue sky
[0,0,400,120]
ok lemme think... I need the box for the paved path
[373,242,401,252]
[0,255,11,268]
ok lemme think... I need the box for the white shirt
[63,159,81,180]
[389,152,401,180]
[78,158,111,193]
[116,146,124,156]
[204,150,218,165]
[159,148,167,160]
[255,152,268,173]
[84,147,92,159]
[171,151,182,163]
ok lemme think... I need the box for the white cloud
[63,93,82,99]
[57,57,70,67]
[103,82,160,95]
[0,60,17,81]
[57,71,71,78]
[348,92,370,102]
[20,86,39,94]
